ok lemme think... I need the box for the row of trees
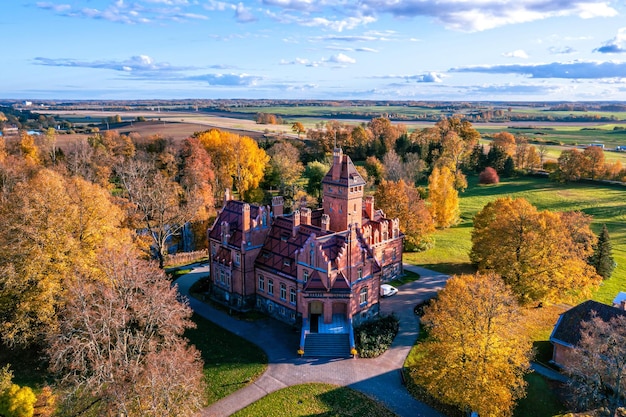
[0,129,219,415]
[553,146,626,182]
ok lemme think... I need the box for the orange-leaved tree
[471,197,601,304]
[195,129,268,200]
[413,273,532,417]
[374,179,434,251]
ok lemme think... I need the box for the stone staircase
[303,333,351,358]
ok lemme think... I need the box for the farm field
[405,174,626,305]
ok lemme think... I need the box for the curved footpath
[175,264,450,417]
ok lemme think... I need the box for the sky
[2,0,626,101]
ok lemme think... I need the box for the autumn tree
[177,137,216,249]
[117,158,204,268]
[589,224,615,279]
[414,273,532,417]
[492,132,516,156]
[427,166,460,228]
[566,312,626,414]
[0,170,125,346]
[364,156,385,185]
[291,121,305,137]
[553,149,590,182]
[478,167,499,184]
[47,245,205,417]
[196,129,269,198]
[471,197,601,304]
[374,179,435,251]
[267,141,304,198]
[583,145,605,180]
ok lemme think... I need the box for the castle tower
[321,148,366,232]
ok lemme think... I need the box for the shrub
[479,167,500,184]
[354,315,399,358]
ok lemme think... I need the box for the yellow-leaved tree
[471,197,601,304]
[195,129,268,200]
[427,166,460,228]
[413,273,532,417]
[0,169,126,346]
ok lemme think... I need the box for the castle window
[280,306,285,315]
[258,275,265,291]
[235,252,241,266]
[211,244,217,256]
[359,287,368,306]
[393,248,397,260]
[290,288,296,304]
[303,269,309,282]
[268,279,274,295]
[280,283,286,300]
[309,250,315,267]
[219,269,225,283]
[358,268,363,279]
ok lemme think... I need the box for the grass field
[231,383,398,417]
[405,174,626,305]
[185,313,268,405]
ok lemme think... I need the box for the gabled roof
[208,200,262,246]
[304,270,328,291]
[550,300,626,347]
[331,271,351,292]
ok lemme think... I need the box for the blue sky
[3,0,626,101]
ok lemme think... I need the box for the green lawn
[185,313,268,405]
[231,383,398,417]
[407,174,626,304]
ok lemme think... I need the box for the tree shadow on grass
[419,263,477,276]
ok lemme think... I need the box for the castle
[208,149,403,355]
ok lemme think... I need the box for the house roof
[321,152,366,187]
[613,291,626,306]
[255,215,332,277]
[208,200,263,246]
[550,300,626,347]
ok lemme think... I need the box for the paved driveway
[175,264,450,417]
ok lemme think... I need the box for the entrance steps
[303,333,351,358]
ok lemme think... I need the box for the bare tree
[566,313,626,415]
[117,158,203,267]
[48,245,205,417]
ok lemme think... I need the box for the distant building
[207,149,404,356]
[550,299,626,368]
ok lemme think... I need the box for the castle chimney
[300,207,311,225]
[272,196,284,217]
[332,148,343,181]
[364,196,375,220]
[321,214,330,232]
[242,203,250,233]
[224,188,232,205]
[292,210,300,236]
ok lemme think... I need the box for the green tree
[589,224,615,279]
[303,160,329,203]
[414,273,532,417]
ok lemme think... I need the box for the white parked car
[380,284,398,297]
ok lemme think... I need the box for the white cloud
[356,0,619,32]
[594,28,626,54]
[235,2,257,22]
[503,49,529,59]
